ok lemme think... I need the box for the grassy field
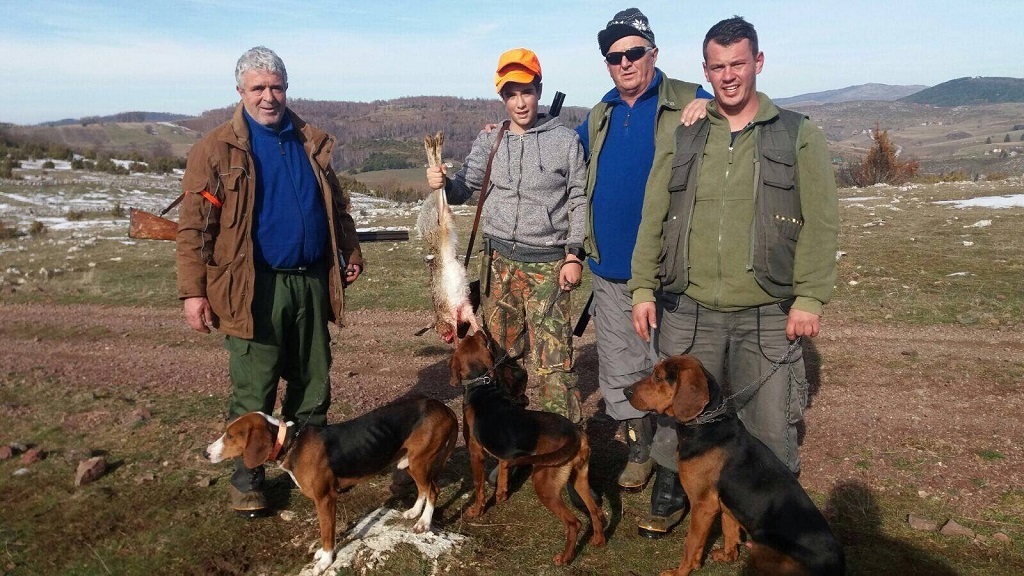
[1,169,1023,575]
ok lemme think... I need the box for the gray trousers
[651,293,807,474]
[591,275,656,421]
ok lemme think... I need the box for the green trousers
[225,267,332,427]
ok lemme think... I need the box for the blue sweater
[577,72,712,280]
[245,110,328,269]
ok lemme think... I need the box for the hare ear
[670,359,710,422]
[242,421,273,468]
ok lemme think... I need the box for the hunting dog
[625,355,845,576]
[205,397,459,575]
[449,331,606,565]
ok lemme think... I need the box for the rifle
[128,208,408,243]
[549,91,565,117]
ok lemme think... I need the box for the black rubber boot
[637,464,689,539]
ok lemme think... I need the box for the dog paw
[412,518,431,533]
[465,504,483,519]
[589,532,607,547]
[312,548,333,574]
[553,551,573,566]
[710,546,738,563]
[495,490,508,503]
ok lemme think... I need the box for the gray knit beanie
[598,8,656,56]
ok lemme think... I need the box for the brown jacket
[176,104,363,338]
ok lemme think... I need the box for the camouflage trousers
[483,251,581,424]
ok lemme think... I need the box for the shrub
[66,210,86,221]
[110,202,126,218]
[29,220,47,235]
[852,122,919,186]
[986,172,1010,181]
[42,160,55,169]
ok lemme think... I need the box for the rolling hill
[899,76,1024,106]
[4,79,1023,179]
[776,83,927,106]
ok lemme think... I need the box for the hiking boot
[618,415,655,492]
[229,459,270,518]
[637,464,689,539]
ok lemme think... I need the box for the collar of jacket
[219,103,335,169]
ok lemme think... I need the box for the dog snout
[205,437,225,463]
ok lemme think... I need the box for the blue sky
[2,0,1021,125]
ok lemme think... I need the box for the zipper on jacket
[747,126,763,272]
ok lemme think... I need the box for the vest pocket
[658,153,697,286]
[761,148,796,190]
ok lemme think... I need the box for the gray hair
[234,46,288,88]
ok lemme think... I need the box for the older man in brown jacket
[177,46,362,517]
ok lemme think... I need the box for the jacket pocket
[658,153,697,286]
[218,170,245,228]
[487,200,555,244]
[206,261,236,320]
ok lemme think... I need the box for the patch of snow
[935,195,1024,209]
[298,507,465,576]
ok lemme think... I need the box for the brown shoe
[228,484,270,518]
[618,416,655,492]
[618,458,655,492]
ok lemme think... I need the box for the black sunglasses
[605,45,654,65]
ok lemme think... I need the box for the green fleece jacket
[629,93,838,315]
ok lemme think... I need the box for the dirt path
[3,302,1022,521]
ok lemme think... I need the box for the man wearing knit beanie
[575,8,711,540]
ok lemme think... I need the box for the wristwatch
[566,246,586,260]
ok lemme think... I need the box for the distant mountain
[898,77,1024,106]
[40,111,194,127]
[776,83,928,106]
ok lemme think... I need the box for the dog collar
[268,423,291,461]
[683,397,729,427]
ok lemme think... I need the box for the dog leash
[684,337,803,427]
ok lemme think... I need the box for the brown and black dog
[449,331,606,565]
[205,397,458,575]
[625,355,845,576]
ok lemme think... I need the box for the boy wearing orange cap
[426,48,586,425]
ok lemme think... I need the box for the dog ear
[242,420,273,468]
[671,359,710,422]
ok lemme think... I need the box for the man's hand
[559,257,582,292]
[632,301,657,342]
[184,296,215,333]
[681,98,711,126]
[426,165,446,191]
[786,308,821,340]
[345,263,362,285]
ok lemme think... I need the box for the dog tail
[510,431,582,469]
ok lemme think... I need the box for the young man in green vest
[629,14,838,507]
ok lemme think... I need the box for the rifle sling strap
[463,120,510,268]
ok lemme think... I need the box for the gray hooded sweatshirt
[445,114,586,263]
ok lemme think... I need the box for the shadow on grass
[826,479,959,575]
